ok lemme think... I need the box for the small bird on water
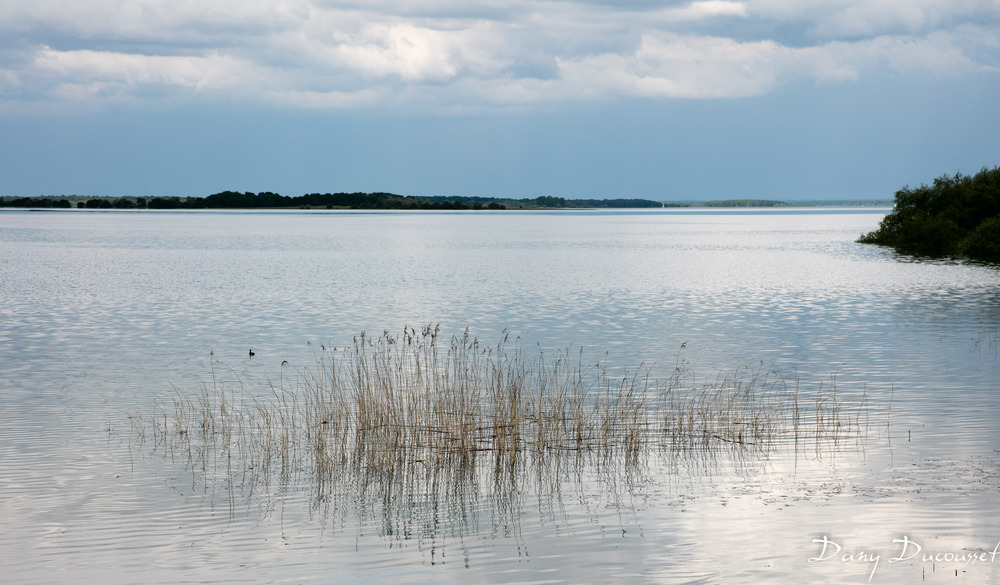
[249,349,255,359]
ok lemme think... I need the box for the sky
[1,0,999,201]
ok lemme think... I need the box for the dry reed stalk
[135,327,874,486]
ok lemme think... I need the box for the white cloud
[868,32,986,76]
[747,0,1000,39]
[553,29,991,100]
[0,0,308,42]
[0,69,19,93]
[33,48,248,88]
[0,0,997,112]
[318,21,510,81]
[331,24,460,81]
[656,1,749,22]
[558,34,785,99]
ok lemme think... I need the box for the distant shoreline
[1,192,893,211]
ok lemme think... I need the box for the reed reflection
[127,326,878,559]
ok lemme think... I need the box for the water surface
[2,208,999,584]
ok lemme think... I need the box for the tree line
[858,166,1000,262]
[6,192,885,211]
[0,191,673,210]
[0,192,507,210]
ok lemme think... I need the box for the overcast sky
[1,0,998,201]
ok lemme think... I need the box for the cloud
[0,0,306,43]
[32,48,250,89]
[552,29,993,100]
[0,0,997,113]
[656,1,749,22]
[867,31,993,76]
[558,34,785,99]
[0,68,19,92]
[314,21,509,81]
[17,47,261,109]
[747,0,1000,39]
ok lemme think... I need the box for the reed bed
[138,326,870,479]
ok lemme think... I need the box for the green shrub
[963,215,1000,262]
[859,166,1000,262]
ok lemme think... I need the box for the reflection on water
[2,209,1000,584]
[108,402,1000,584]
[121,412,882,580]
[120,327,884,574]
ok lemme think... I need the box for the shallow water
[2,208,999,584]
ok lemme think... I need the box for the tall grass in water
[139,326,870,479]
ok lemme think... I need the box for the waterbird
[249,349,255,359]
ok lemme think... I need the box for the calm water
[2,208,999,584]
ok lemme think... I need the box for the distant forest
[0,191,664,210]
[0,192,891,210]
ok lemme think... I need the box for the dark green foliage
[0,196,72,208]
[534,195,567,207]
[147,197,180,209]
[576,198,661,208]
[204,191,291,208]
[3,192,850,212]
[963,216,1000,262]
[144,196,206,209]
[421,195,658,208]
[288,192,498,210]
[858,166,1000,262]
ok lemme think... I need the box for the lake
[1,208,999,584]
